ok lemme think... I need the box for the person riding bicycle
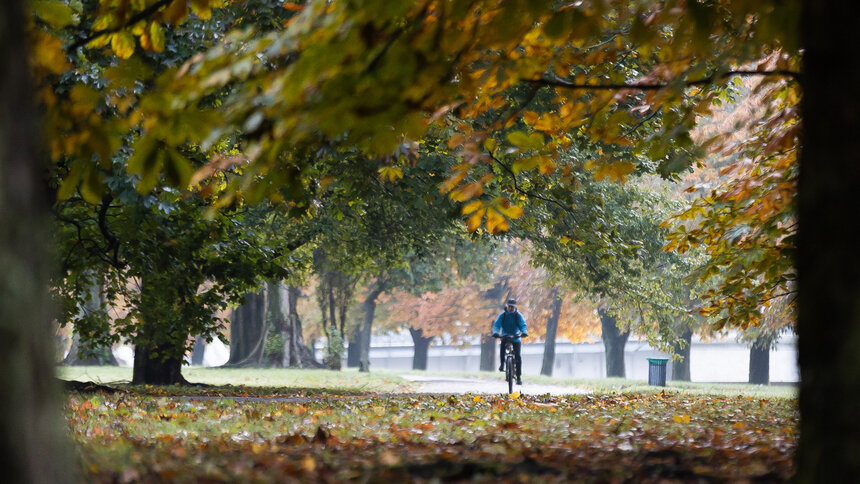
[492,298,528,385]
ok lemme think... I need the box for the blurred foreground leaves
[67,388,796,482]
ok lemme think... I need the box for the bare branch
[531,70,800,92]
[67,0,173,53]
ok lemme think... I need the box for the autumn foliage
[67,386,797,482]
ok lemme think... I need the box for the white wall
[364,336,799,383]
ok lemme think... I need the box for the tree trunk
[64,331,118,366]
[410,327,433,370]
[671,327,693,382]
[599,308,629,378]
[797,4,860,480]
[265,281,288,367]
[346,330,361,367]
[286,285,318,368]
[190,336,206,366]
[540,290,563,376]
[62,278,117,366]
[358,279,385,372]
[226,290,267,366]
[749,336,770,385]
[132,337,186,385]
[479,334,496,371]
[0,1,72,478]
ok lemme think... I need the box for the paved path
[398,374,590,396]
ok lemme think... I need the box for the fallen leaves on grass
[66,390,797,482]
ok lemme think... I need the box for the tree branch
[531,69,800,92]
[66,0,173,53]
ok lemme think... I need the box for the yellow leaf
[672,414,691,424]
[496,199,524,219]
[462,200,483,215]
[466,209,485,232]
[483,138,497,152]
[472,395,484,403]
[485,209,508,234]
[378,166,403,182]
[139,31,152,51]
[439,170,468,193]
[448,133,466,148]
[512,155,539,174]
[319,176,335,190]
[522,111,540,125]
[594,161,636,182]
[451,181,483,202]
[32,32,70,74]
[111,32,136,59]
[150,22,165,52]
[191,0,213,20]
[32,0,75,28]
[57,162,85,201]
[538,156,556,174]
[80,166,104,205]
[509,392,521,400]
[163,0,189,24]
[300,455,316,472]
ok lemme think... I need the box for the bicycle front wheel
[506,356,513,394]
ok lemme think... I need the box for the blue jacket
[493,309,528,342]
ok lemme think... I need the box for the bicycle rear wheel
[506,355,513,394]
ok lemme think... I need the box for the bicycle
[494,333,520,394]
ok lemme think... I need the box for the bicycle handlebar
[493,332,525,338]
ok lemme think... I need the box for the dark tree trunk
[479,334,496,371]
[749,336,770,385]
[358,279,386,372]
[599,308,629,378]
[671,327,693,382]
[540,290,563,376]
[410,327,433,370]
[62,278,116,366]
[226,290,267,366]
[131,276,188,386]
[190,336,206,366]
[64,331,118,366]
[286,286,318,368]
[132,339,186,385]
[0,1,72,478]
[797,3,860,480]
[346,330,361,368]
[265,281,289,367]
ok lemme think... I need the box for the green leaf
[136,149,165,194]
[512,155,540,174]
[164,149,193,188]
[80,166,104,205]
[542,13,567,40]
[128,137,158,175]
[506,131,544,150]
[57,161,85,201]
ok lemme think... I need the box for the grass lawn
[58,365,797,398]
[62,366,797,482]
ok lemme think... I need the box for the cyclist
[492,298,528,385]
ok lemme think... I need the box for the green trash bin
[647,358,669,386]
